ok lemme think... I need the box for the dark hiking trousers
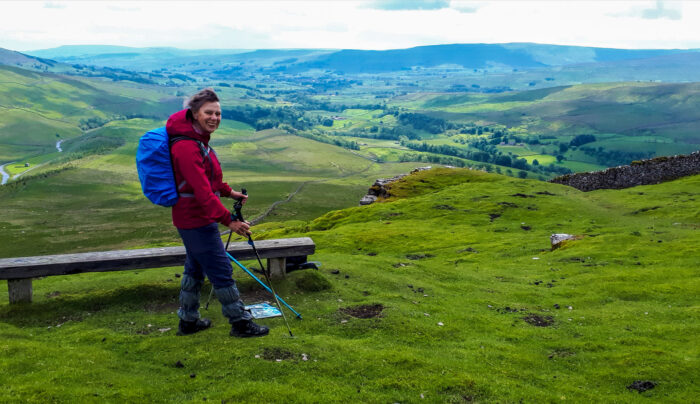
[177,222,252,324]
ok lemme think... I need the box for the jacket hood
[166,109,210,144]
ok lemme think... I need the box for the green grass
[1,168,698,402]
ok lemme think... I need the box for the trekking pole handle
[232,188,247,222]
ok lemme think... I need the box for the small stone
[276,359,282,362]
[337,299,343,302]
[437,322,444,326]
[424,313,430,316]
[158,328,171,333]
[487,305,493,308]
[147,324,152,328]
[331,270,340,275]
[302,354,308,361]
[420,393,425,399]
[532,257,540,260]
[340,320,348,324]
[568,306,573,310]
[255,355,260,359]
[423,294,429,297]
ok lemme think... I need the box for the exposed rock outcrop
[550,151,700,192]
[359,166,432,205]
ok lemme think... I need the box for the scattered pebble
[341,320,348,324]
[424,313,430,317]
[437,322,444,326]
[255,355,260,359]
[158,328,171,333]
[276,359,282,362]
[533,257,540,260]
[420,393,425,399]
[487,305,493,308]
[568,306,573,310]
[423,294,429,297]
[337,299,343,302]
[147,324,152,328]
[302,354,308,361]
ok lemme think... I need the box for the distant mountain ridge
[24,42,700,74]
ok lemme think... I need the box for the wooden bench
[0,237,315,304]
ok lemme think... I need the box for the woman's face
[193,101,221,134]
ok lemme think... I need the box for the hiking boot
[177,318,212,336]
[230,320,269,338]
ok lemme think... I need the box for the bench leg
[8,278,33,304]
[267,258,286,279]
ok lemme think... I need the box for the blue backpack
[136,127,210,207]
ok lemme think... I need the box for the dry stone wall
[550,151,700,192]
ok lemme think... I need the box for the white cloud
[1,1,699,52]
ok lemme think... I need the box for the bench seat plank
[0,237,314,280]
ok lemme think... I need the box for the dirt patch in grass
[144,302,179,313]
[511,193,535,198]
[548,349,574,359]
[340,304,384,319]
[523,314,555,327]
[489,213,501,221]
[261,347,295,361]
[406,253,434,260]
[627,380,656,393]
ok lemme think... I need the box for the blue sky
[1,1,697,51]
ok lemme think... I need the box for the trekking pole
[234,189,295,337]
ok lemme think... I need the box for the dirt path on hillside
[248,160,376,225]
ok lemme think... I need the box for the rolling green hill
[392,82,700,171]
[1,168,697,402]
[0,65,181,162]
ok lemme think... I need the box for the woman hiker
[167,88,269,337]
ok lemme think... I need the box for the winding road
[0,162,13,185]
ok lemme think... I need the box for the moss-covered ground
[1,168,698,402]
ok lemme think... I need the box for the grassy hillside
[0,117,426,258]
[0,65,180,162]
[1,168,697,402]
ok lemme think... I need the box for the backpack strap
[170,136,216,197]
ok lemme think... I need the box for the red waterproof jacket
[166,109,233,229]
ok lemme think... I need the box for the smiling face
[192,101,221,134]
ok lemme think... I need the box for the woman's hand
[228,220,251,237]
[230,191,248,205]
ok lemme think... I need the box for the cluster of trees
[570,134,596,147]
[579,146,653,166]
[397,113,449,134]
[222,106,314,131]
[289,129,360,150]
[402,140,570,175]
